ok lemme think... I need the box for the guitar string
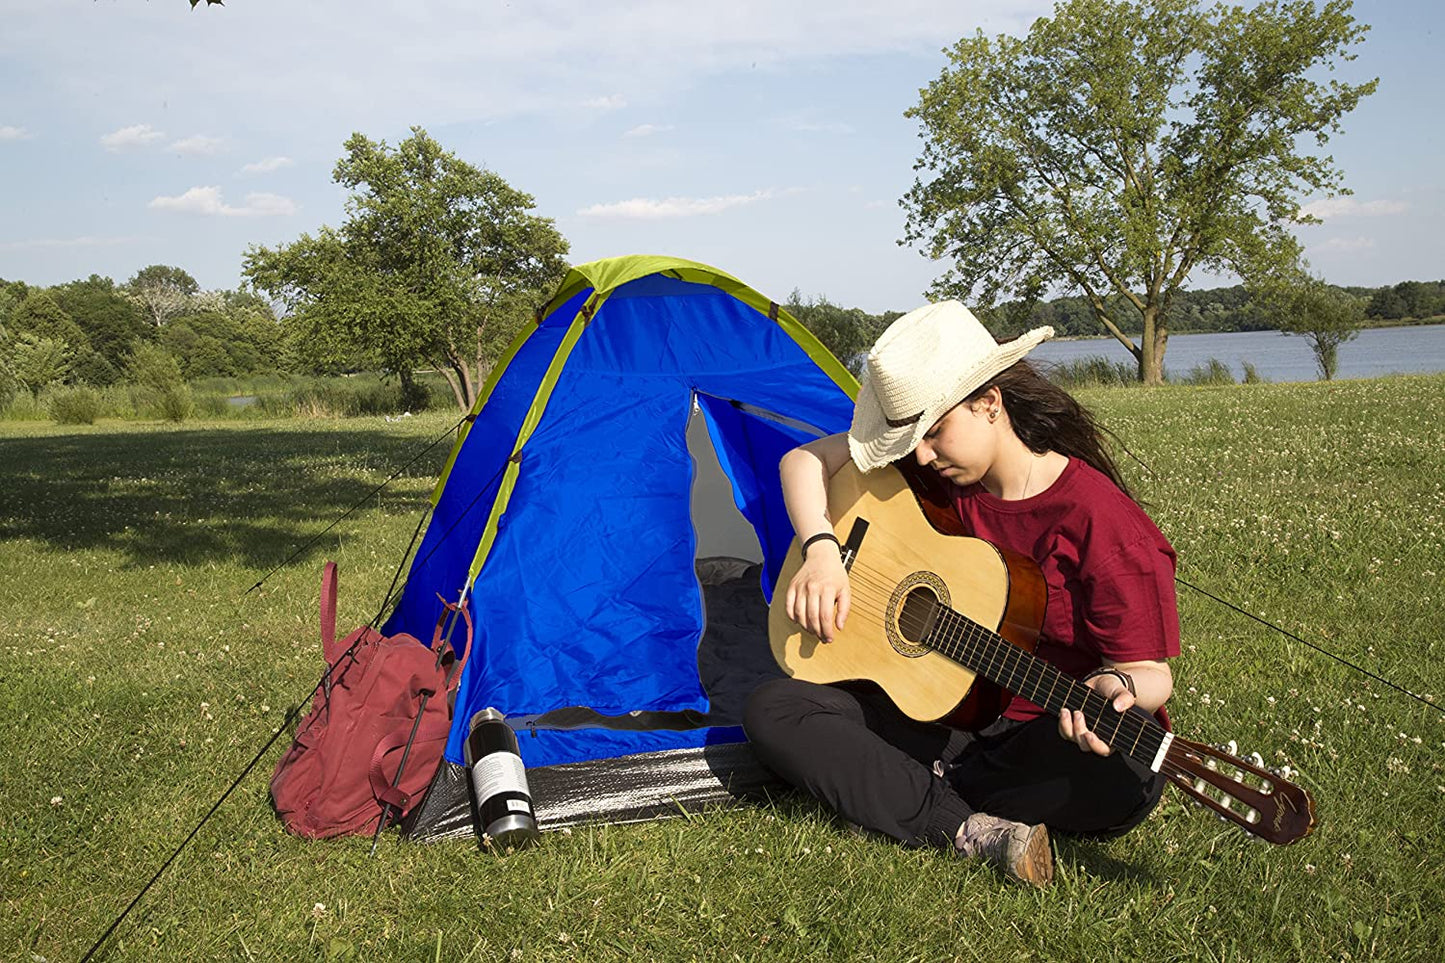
[790,553,1302,820]
[794,572,1279,819]
[793,568,1295,832]
[808,564,1163,762]
[816,557,1167,759]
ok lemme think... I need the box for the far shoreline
[1045,315,1445,342]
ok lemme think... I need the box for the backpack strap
[432,594,475,689]
[368,713,451,813]
[320,561,341,664]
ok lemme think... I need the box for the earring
[989,408,999,421]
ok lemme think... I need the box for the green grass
[3,378,1444,962]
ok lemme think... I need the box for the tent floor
[399,556,790,841]
[400,742,785,842]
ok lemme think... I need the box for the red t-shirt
[950,457,1181,722]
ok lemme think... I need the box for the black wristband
[801,532,841,560]
[1083,667,1136,697]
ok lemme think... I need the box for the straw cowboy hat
[848,301,1053,472]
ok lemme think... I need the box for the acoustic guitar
[768,460,1316,845]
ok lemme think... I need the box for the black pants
[743,677,1166,849]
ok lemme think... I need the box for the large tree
[125,264,207,328]
[902,0,1376,383]
[51,275,151,370]
[245,128,570,410]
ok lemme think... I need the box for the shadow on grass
[0,426,452,570]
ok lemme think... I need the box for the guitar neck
[928,606,1172,772]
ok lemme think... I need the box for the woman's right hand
[785,545,851,643]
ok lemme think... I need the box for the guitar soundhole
[898,589,939,644]
[885,572,949,658]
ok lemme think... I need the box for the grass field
[2,376,1443,962]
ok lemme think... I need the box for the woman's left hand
[1058,673,1136,757]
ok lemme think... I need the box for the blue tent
[383,256,856,776]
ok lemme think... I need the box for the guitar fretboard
[926,604,1168,767]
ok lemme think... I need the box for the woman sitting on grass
[744,301,1180,886]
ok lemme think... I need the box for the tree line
[0,268,287,412]
[981,280,1445,339]
[4,253,1440,415]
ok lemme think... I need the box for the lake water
[1028,323,1445,383]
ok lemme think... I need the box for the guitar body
[768,461,1046,729]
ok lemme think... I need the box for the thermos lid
[468,707,505,731]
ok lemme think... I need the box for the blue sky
[1,0,1439,313]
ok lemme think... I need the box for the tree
[51,275,151,370]
[10,290,87,347]
[784,290,894,377]
[11,334,71,398]
[125,264,215,328]
[1256,269,1361,380]
[245,128,570,411]
[0,321,17,410]
[902,0,1376,384]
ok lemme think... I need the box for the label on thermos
[471,751,531,807]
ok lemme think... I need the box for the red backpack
[270,562,473,839]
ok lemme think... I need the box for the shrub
[1178,357,1235,386]
[126,342,192,422]
[46,385,103,425]
[154,385,194,423]
[259,377,436,418]
[1042,355,1137,388]
[1241,360,1266,384]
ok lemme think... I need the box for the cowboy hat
[848,301,1053,471]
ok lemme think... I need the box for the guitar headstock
[1163,735,1316,845]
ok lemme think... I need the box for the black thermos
[463,708,539,850]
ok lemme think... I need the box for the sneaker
[954,812,1054,887]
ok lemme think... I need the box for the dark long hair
[966,360,1135,500]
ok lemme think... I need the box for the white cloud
[1299,197,1408,220]
[0,235,147,251]
[241,156,294,174]
[148,186,297,217]
[0,125,33,141]
[1316,236,1377,253]
[583,95,628,111]
[169,134,225,155]
[623,123,673,138]
[100,123,165,151]
[578,189,783,219]
[241,192,299,216]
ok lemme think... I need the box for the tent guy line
[1175,577,1444,716]
[82,443,519,962]
[241,410,471,599]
